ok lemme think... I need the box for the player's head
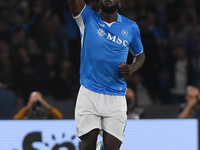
[99,0,121,14]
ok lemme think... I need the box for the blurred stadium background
[0,0,200,149]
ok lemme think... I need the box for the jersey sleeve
[129,24,143,56]
[73,5,94,36]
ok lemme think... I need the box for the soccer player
[67,0,145,149]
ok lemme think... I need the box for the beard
[99,1,119,14]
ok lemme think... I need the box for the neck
[99,9,118,23]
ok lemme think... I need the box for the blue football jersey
[74,5,143,96]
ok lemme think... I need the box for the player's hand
[119,62,131,75]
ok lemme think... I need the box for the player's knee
[81,140,96,150]
[104,141,121,150]
[81,136,97,150]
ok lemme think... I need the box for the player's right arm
[67,0,85,17]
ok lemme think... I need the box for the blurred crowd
[0,0,81,107]
[121,0,200,105]
[1,0,200,118]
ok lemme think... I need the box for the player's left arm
[119,51,145,75]
[119,23,145,75]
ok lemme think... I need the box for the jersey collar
[98,13,122,23]
[116,13,122,23]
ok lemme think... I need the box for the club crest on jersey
[121,29,128,36]
[97,28,128,46]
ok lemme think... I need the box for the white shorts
[75,85,127,142]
